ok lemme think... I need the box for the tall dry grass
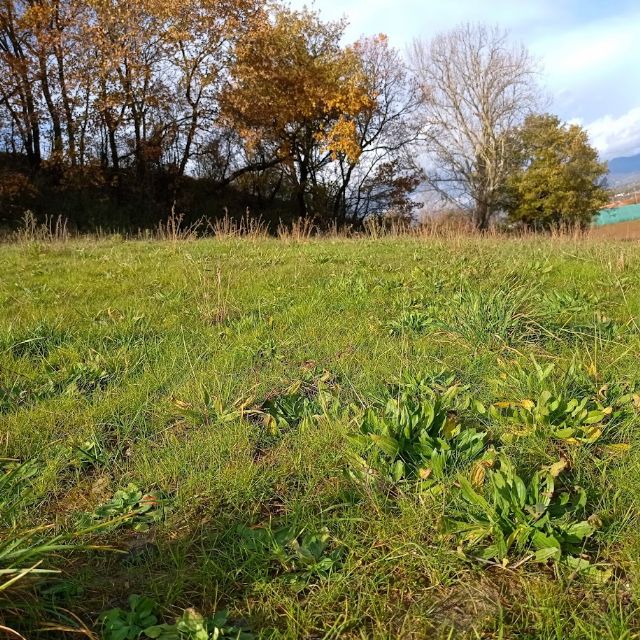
[208,211,269,239]
[11,211,70,243]
[3,208,627,246]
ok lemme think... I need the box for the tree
[86,0,181,177]
[162,0,263,177]
[0,0,43,169]
[329,34,424,224]
[505,114,608,230]
[221,7,373,218]
[410,23,540,230]
[0,0,423,229]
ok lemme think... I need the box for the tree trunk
[22,82,41,170]
[38,53,64,161]
[55,46,77,165]
[297,160,308,218]
[179,107,198,176]
[104,113,119,170]
[474,200,490,231]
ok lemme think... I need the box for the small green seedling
[69,439,109,468]
[145,608,255,640]
[101,598,254,640]
[258,392,318,432]
[255,373,339,434]
[388,310,435,336]
[101,595,159,640]
[172,389,249,427]
[240,525,342,587]
[89,484,166,532]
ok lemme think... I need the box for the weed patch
[349,377,489,488]
[84,484,168,532]
[100,596,255,640]
[443,455,600,569]
[239,525,343,588]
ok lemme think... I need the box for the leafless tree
[327,35,425,225]
[410,24,540,229]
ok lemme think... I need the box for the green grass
[1,235,640,638]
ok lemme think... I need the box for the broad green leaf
[563,521,594,542]
[143,625,179,640]
[533,547,561,563]
[584,410,607,424]
[369,434,399,457]
[458,477,491,511]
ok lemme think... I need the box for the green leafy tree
[506,114,608,229]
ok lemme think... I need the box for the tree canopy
[410,24,540,230]
[0,6,610,232]
[0,0,422,229]
[221,8,374,218]
[505,114,608,229]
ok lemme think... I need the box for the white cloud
[536,28,631,81]
[584,107,640,159]
[530,12,640,154]
[291,0,640,156]
[293,0,557,45]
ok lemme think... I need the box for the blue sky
[289,0,640,159]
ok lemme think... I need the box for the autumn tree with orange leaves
[221,8,375,218]
[0,0,423,228]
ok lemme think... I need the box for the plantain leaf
[369,434,399,457]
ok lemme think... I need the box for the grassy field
[592,218,640,241]
[2,235,640,639]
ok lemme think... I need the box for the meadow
[2,233,640,639]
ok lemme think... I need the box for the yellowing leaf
[601,443,631,457]
[548,458,569,477]
[511,425,535,437]
[443,417,459,439]
[469,463,486,488]
[582,427,603,443]
[469,457,496,488]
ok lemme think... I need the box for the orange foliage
[222,8,375,163]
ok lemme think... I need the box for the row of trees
[0,2,607,230]
[0,0,423,228]
[409,24,607,229]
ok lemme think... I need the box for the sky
[288,0,640,160]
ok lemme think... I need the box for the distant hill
[609,153,640,174]
[608,153,640,187]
